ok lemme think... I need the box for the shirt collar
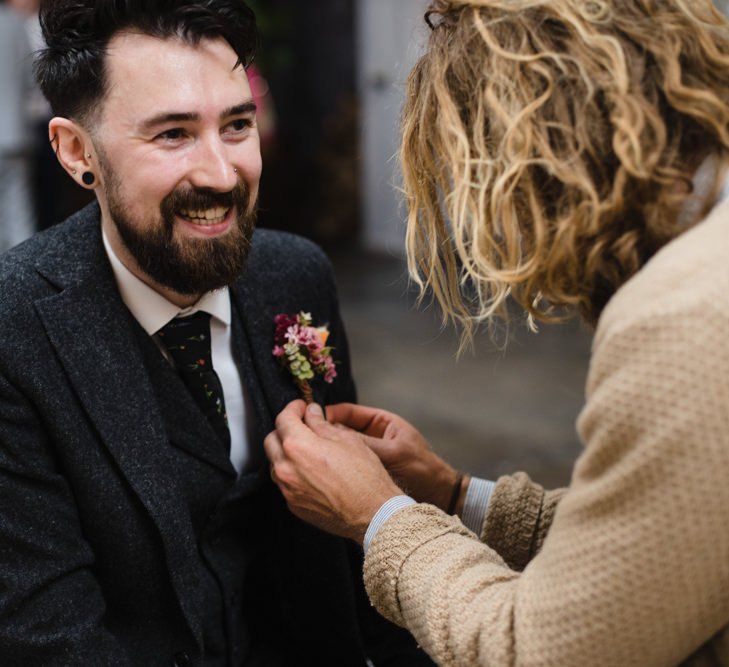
[718,167,729,206]
[677,155,729,227]
[101,227,231,335]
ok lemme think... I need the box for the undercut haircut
[35,0,258,125]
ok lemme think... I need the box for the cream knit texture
[363,200,729,667]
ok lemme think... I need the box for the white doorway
[356,0,429,255]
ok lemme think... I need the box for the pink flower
[274,314,299,344]
[273,311,338,392]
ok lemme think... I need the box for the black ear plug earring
[82,171,95,186]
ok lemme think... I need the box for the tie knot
[158,311,213,373]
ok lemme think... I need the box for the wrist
[455,474,471,518]
[446,471,464,514]
[355,484,403,545]
[432,459,460,511]
[361,494,417,553]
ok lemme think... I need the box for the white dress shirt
[102,229,251,475]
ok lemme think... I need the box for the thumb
[304,402,339,439]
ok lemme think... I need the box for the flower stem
[297,379,314,405]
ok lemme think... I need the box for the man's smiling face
[93,31,262,297]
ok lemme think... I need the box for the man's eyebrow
[221,100,257,119]
[139,112,201,133]
[139,101,257,133]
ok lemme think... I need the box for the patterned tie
[157,312,231,451]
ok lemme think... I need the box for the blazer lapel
[229,282,327,440]
[229,291,279,444]
[33,213,204,647]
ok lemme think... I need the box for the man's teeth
[178,207,230,224]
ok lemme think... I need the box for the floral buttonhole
[272,312,337,404]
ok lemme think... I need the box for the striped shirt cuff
[461,477,495,535]
[363,495,417,554]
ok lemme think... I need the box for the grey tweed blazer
[0,203,431,667]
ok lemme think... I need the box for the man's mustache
[162,183,249,214]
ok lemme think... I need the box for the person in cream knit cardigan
[264,1,729,665]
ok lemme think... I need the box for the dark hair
[35,0,258,123]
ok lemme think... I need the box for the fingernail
[308,403,323,416]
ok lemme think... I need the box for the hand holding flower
[264,400,402,544]
[326,403,467,514]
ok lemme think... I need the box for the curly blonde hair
[402,0,729,343]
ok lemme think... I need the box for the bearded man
[0,2,432,665]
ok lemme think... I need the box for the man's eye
[157,129,186,141]
[226,118,253,133]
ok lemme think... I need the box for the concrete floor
[331,251,594,489]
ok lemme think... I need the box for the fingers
[303,402,326,426]
[274,399,310,442]
[265,430,301,494]
[358,432,394,460]
[264,431,285,489]
[326,403,392,437]
[272,401,344,465]
[324,405,400,461]
[304,402,345,440]
[327,418,398,464]
[263,430,283,464]
[273,401,374,463]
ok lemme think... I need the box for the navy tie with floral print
[157,312,230,451]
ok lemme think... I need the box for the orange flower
[315,327,330,347]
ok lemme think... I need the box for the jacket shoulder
[0,231,56,313]
[0,205,100,318]
[247,228,334,287]
[249,228,330,265]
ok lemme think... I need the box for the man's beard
[105,169,256,296]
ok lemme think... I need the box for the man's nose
[188,135,239,192]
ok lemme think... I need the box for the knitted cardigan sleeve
[363,218,729,667]
[479,473,566,571]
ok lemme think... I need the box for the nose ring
[233,167,238,174]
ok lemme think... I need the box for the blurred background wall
[20,0,715,487]
[244,0,589,487]
[357,0,428,255]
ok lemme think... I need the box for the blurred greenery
[246,0,361,245]
[246,1,295,73]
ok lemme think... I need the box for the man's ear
[48,117,98,190]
